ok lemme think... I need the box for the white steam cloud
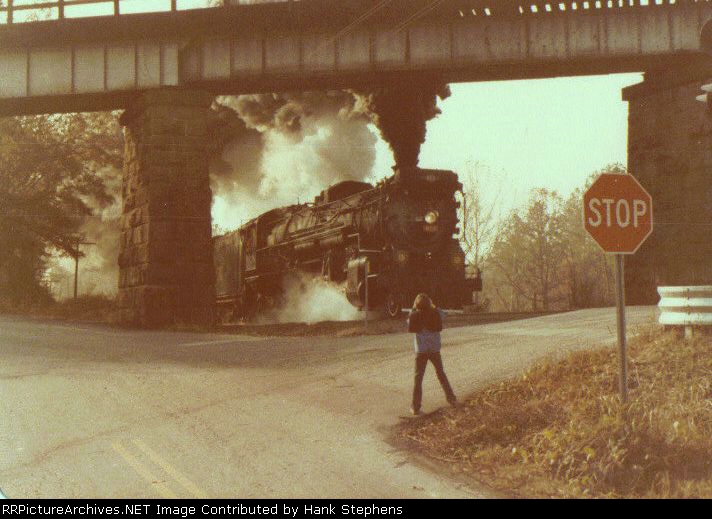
[259,273,360,324]
[210,92,377,232]
[209,92,378,322]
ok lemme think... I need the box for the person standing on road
[407,293,457,415]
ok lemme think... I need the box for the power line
[393,0,446,33]
[331,0,394,43]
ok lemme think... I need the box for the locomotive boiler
[213,167,481,321]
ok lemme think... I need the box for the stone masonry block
[119,88,215,327]
[625,73,712,303]
[184,118,208,137]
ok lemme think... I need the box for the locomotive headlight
[424,210,439,224]
[396,250,409,264]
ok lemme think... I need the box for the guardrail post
[685,287,692,339]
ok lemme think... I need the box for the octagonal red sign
[583,173,653,254]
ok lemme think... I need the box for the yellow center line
[132,439,210,499]
[112,442,178,499]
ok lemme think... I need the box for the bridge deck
[0,0,708,115]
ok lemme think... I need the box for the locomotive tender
[213,167,481,320]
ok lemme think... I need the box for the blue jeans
[412,351,456,411]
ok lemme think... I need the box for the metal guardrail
[658,285,712,336]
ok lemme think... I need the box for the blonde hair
[412,293,434,311]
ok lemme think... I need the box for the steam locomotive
[213,167,482,321]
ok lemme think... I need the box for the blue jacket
[407,308,446,353]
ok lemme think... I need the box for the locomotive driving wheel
[385,291,403,318]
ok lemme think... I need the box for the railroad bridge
[2,0,711,324]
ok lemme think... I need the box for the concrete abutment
[624,62,712,304]
[118,89,215,327]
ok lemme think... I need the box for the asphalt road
[0,306,657,498]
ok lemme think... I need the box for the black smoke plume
[354,82,451,168]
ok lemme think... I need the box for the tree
[458,161,501,272]
[485,165,622,312]
[0,112,122,303]
[488,189,566,311]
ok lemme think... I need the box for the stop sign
[583,173,653,254]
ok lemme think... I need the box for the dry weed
[400,324,712,498]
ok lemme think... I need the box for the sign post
[71,240,96,300]
[583,173,653,403]
[614,254,627,402]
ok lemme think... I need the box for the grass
[398,324,712,498]
[0,295,118,323]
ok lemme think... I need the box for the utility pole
[72,240,96,300]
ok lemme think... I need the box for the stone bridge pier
[118,89,215,327]
[624,61,712,304]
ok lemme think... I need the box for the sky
[373,72,643,214]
